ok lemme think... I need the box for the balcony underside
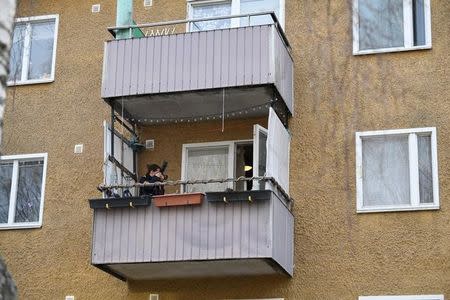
[97,258,288,281]
[109,85,281,124]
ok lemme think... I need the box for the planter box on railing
[153,193,204,207]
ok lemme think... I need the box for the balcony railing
[101,12,294,123]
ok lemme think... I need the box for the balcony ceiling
[110,86,274,124]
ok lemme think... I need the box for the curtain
[192,2,232,31]
[358,0,404,50]
[362,135,410,206]
[186,147,229,193]
[28,20,55,80]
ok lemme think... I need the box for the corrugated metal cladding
[101,24,294,114]
[91,192,294,276]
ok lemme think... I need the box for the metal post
[111,104,115,159]
[116,0,133,39]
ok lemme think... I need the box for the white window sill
[0,223,42,230]
[357,204,439,214]
[7,78,54,86]
[353,45,432,56]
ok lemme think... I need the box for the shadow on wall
[128,274,290,299]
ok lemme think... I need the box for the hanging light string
[98,175,293,204]
[125,99,275,124]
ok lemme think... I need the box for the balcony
[101,12,294,123]
[90,189,293,281]
[91,12,295,281]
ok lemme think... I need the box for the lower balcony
[89,189,293,281]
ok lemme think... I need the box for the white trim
[0,153,48,230]
[359,295,444,300]
[403,0,414,48]
[253,124,268,190]
[352,0,432,55]
[355,127,439,213]
[430,127,439,209]
[7,14,59,86]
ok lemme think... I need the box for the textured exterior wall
[0,1,449,300]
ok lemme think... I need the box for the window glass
[362,135,410,207]
[191,2,232,31]
[240,0,279,26]
[413,0,426,45]
[186,147,229,192]
[0,163,13,224]
[418,135,433,203]
[8,24,26,82]
[28,20,55,80]
[14,161,44,223]
[358,0,404,50]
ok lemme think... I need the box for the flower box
[153,193,204,207]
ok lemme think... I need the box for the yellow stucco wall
[0,0,449,299]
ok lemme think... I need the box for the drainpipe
[116,0,133,39]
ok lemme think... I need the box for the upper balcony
[101,12,294,123]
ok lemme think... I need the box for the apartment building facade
[0,0,449,299]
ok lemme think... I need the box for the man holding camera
[139,163,166,196]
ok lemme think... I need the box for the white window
[359,295,444,300]
[182,141,236,192]
[0,153,48,229]
[356,127,439,213]
[352,0,431,55]
[8,14,59,86]
[187,0,285,32]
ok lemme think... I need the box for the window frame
[355,127,439,213]
[359,295,444,300]
[7,14,59,86]
[186,0,285,32]
[352,0,432,55]
[0,153,48,230]
[181,140,253,191]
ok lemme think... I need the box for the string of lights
[124,101,274,124]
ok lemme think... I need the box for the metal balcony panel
[91,191,293,280]
[102,25,294,116]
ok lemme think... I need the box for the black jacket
[139,174,165,196]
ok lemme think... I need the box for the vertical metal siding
[271,193,294,276]
[102,25,277,98]
[91,194,287,265]
[273,30,294,114]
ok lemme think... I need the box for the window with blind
[355,128,439,213]
[353,0,431,55]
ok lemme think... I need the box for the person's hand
[155,171,165,180]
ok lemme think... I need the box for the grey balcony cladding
[91,192,294,276]
[102,25,294,114]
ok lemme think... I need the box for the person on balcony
[139,163,166,196]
